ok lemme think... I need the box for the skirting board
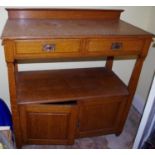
[132,94,145,114]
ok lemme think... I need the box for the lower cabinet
[78,97,126,137]
[19,102,78,145]
[18,97,127,145]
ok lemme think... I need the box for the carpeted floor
[22,106,141,149]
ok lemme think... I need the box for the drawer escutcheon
[43,44,56,52]
[111,42,123,50]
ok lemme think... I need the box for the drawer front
[19,102,78,145]
[87,39,144,55]
[15,39,81,55]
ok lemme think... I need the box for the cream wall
[0,6,154,109]
[135,7,155,104]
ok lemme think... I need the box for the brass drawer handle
[111,42,123,50]
[43,44,56,52]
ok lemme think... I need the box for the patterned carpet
[23,106,141,149]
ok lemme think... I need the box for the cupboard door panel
[19,103,78,145]
[27,113,69,139]
[78,97,126,137]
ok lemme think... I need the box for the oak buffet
[1,9,154,148]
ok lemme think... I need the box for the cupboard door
[19,103,78,145]
[78,97,126,137]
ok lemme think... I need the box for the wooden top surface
[1,19,153,39]
[16,67,129,104]
[1,9,153,39]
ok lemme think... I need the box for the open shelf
[16,67,129,104]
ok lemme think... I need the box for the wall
[135,7,155,112]
[0,6,154,110]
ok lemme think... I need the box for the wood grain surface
[7,8,123,20]
[1,20,153,39]
[16,67,129,104]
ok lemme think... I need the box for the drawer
[19,101,78,145]
[15,39,81,55]
[87,39,144,55]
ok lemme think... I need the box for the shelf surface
[2,19,153,39]
[16,67,129,104]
